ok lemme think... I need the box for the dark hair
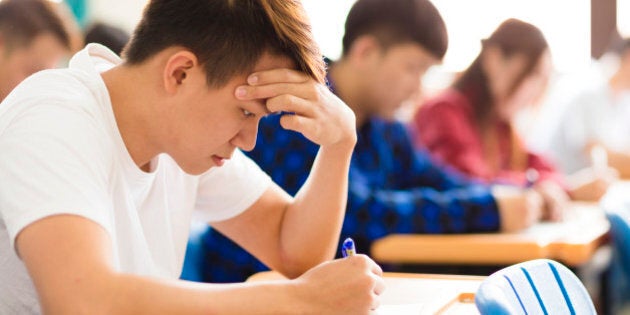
[124,0,325,87]
[85,22,130,55]
[0,0,71,51]
[453,18,549,125]
[342,0,448,59]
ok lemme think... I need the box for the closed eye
[242,109,256,118]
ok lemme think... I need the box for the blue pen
[341,237,356,258]
[525,168,539,188]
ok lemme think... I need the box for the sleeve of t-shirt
[0,103,113,252]
[193,149,272,223]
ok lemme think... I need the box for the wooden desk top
[371,202,610,266]
[248,271,485,314]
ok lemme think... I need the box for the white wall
[86,0,591,74]
[87,0,146,32]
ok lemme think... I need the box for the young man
[0,0,72,102]
[201,0,543,282]
[0,0,384,314]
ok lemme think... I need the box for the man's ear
[347,35,382,66]
[163,50,197,94]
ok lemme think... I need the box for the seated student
[0,0,385,314]
[412,19,613,222]
[200,0,543,283]
[0,0,72,102]
[543,38,630,178]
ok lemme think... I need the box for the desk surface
[248,271,485,315]
[371,201,610,266]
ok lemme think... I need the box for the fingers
[247,68,311,85]
[266,94,314,116]
[373,274,386,296]
[370,266,385,311]
[236,82,317,102]
[370,292,382,311]
[235,68,317,102]
[368,256,384,277]
[360,255,385,310]
[279,114,315,134]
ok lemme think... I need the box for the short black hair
[124,0,325,87]
[342,0,448,59]
[85,23,130,55]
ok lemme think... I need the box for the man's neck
[101,64,161,172]
[328,59,369,127]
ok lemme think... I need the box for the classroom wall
[86,0,591,74]
[86,0,145,32]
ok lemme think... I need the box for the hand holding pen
[291,237,385,314]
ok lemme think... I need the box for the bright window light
[618,0,630,38]
[303,0,591,74]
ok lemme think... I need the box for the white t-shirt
[0,44,272,313]
[545,82,630,173]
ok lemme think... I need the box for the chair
[475,259,596,315]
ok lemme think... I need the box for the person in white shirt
[0,0,385,314]
[545,38,630,178]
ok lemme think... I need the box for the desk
[248,271,485,314]
[371,202,609,266]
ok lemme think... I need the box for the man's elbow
[279,251,334,279]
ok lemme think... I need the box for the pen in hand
[525,168,539,188]
[341,237,356,258]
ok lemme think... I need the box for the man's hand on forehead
[234,68,356,149]
[235,68,312,114]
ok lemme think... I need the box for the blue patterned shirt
[197,84,500,283]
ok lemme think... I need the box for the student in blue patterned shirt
[196,0,544,283]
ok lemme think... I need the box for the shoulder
[417,90,473,128]
[0,70,113,168]
[1,68,104,128]
[421,90,470,114]
[11,68,94,101]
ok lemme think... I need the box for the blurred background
[50,0,630,143]
[55,0,626,71]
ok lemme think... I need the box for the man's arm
[212,68,357,278]
[17,215,383,314]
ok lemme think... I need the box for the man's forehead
[252,53,296,72]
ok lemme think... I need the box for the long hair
[453,18,549,127]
